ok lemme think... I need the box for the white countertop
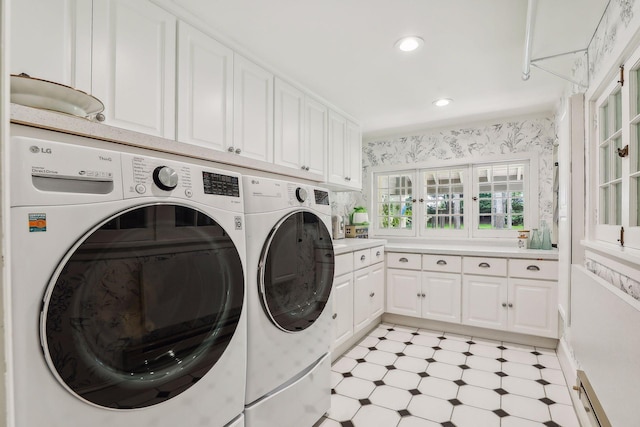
[384,242,559,260]
[332,239,386,255]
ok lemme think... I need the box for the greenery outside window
[375,173,414,235]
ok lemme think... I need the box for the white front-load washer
[242,176,334,427]
[8,133,246,427]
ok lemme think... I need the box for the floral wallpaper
[585,258,640,301]
[331,116,557,231]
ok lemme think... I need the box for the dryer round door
[258,210,334,332]
[41,204,244,410]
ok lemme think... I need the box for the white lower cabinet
[353,262,384,333]
[461,275,508,330]
[386,269,421,317]
[332,273,354,349]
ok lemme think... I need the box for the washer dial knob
[295,187,307,203]
[153,166,178,191]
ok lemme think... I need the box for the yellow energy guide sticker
[28,213,47,232]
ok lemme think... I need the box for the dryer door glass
[259,211,335,332]
[42,204,244,409]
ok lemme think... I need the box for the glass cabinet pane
[614,90,622,132]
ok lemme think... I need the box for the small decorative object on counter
[345,225,368,238]
[541,220,552,250]
[529,228,542,249]
[517,230,530,249]
[351,206,369,225]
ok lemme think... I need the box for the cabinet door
[386,268,421,317]
[353,267,371,333]
[332,273,354,349]
[274,78,304,170]
[422,272,461,323]
[233,54,274,162]
[346,120,362,189]
[92,0,176,138]
[177,21,233,151]
[304,96,328,176]
[327,110,347,184]
[11,0,92,92]
[369,262,385,319]
[462,275,508,330]
[508,278,558,338]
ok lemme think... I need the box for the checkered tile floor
[319,323,579,427]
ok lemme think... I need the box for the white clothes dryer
[8,133,246,427]
[242,176,334,427]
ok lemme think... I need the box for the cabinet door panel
[327,110,347,184]
[274,78,304,169]
[332,273,354,349]
[177,22,233,151]
[92,0,176,137]
[346,120,362,188]
[508,278,558,338]
[422,272,461,323]
[386,269,420,317]
[353,268,371,333]
[462,275,507,330]
[305,96,328,176]
[233,54,274,162]
[369,263,385,319]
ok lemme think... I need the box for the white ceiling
[168,0,608,138]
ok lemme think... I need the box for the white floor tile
[364,350,398,366]
[392,324,419,333]
[403,344,435,359]
[534,346,557,356]
[457,384,501,410]
[443,332,472,341]
[417,328,444,337]
[502,362,542,380]
[466,355,502,372]
[426,361,463,381]
[462,368,502,389]
[439,338,470,353]
[351,362,388,381]
[501,394,551,423]
[352,403,401,427]
[549,403,580,427]
[386,330,415,342]
[334,377,376,399]
[411,334,441,347]
[433,349,467,365]
[333,357,358,373]
[359,336,381,348]
[501,376,546,399]
[502,342,536,352]
[317,417,341,427]
[537,354,561,369]
[369,327,390,338]
[502,349,538,365]
[500,415,546,426]
[327,394,361,421]
[468,343,502,359]
[470,337,502,346]
[540,368,566,385]
[331,371,344,388]
[451,404,501,427]
[417,376,459,400]
[397,415,441,427]
[383,369,421,390]
[344,345,370,360]
[376,339,407,353]
[369,385,413,410]
[544,384,572,405]
[407,394,453,423]
[395,356,429,373]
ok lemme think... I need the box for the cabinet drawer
[422,254,461,273]
[353,249,371,269]
[334,252,353,277]
[370,245,385,264]
[509,259,558,281]
[386,253,421,270]
[463,257,507,276]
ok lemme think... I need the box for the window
[591,45,640,249]
[372,158,533,239]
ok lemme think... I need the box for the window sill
[581,240,640,269]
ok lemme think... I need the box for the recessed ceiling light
[394,36,424,52]
[433,98,453,107]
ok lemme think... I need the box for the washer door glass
[42,204,244,409]
[259,211,334,332]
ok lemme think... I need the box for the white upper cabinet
[327,109,362,190]
[274,78,328,176]
[177,21,233,151]
[92,0,176,138]
[233,54,274,162]
[10,0,92,93]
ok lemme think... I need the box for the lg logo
[29,146,52,154]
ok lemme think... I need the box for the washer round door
[41,204,244,409]
[258,210,334,332]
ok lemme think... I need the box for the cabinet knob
[417,293,421,297]
[305,166,310,171]
[526,265,540,271]
[370,292,375,297]
[301,165,306,170]
[361,255,366,261]
[376,251,381,256]
[399,257,409,263]
[478,262,491,268]
[332,313,337,319]
[436,260,447,266]
[501,303,507,308]
[421,293,426,298]
[235,148,242,154]
[228,146,235,152]
[508,303,513,308]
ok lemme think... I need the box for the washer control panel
[203,171,240,197]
